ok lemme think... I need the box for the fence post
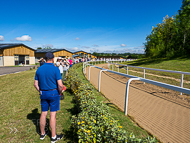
[89,66,93,81]
[180,74,184,95]
[99,70,107,92]
[125,78,140,115]
[83,62,84,72]
[143,69,145,84]
[118,65,119,72]
[127,66,128,75]
[112,64,113,71]
[85,64,86,74]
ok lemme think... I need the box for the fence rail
[83,61,190,115]
[108,62,190,95]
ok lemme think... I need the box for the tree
[177,0,190,54]
[43,46,52,49]
[37,47,42,49]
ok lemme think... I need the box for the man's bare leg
[40,111,48,135]
[50,111,57,137]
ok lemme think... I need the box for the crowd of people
[38,56,92,82]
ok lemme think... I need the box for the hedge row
[65,63,157,143]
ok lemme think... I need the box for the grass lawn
[0,70,77,143]
[76,66,151,139]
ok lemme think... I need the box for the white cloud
[82,46,90,49]
[0,35,4,41]
[120,44,126,47]
[92,44,99,47]
[90,48,99,53]
[75,37,80,40]
[15,35,32,41]
[134,46,145,49]
[71,47,79,51]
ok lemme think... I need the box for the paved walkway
[0,66,37,76]
[86,64,190,143]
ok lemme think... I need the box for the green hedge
[65,63,157,143]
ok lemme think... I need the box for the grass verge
[0,69,77,143]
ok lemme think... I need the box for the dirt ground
[85,64,190,143]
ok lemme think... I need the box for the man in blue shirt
[34,52,64,142]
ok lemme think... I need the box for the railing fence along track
[83,61,190,116]
[108,63,190,95]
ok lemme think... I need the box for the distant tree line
[37,46,52,49]
[92,52,145,59]
[144,0,190,58]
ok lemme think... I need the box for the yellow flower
[87,130,90,133]
[81,121,85,124]
[94,120,96,123]
[78,122,80,125]
[119,126,122,128]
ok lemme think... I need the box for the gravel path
[0,66,37,76]
[86,64,190,143]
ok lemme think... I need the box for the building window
[14,55,19,61]
[14,55,19,65]
[25,55,29,60]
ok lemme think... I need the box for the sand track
[85,64,190,143]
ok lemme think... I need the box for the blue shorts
[40,90,60,112]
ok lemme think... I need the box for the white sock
[52,135,56,139]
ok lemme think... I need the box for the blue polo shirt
[35,63,62,91]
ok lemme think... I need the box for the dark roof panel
[0,43,35,51]
[35,48,73,54]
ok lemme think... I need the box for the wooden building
[72,50,97,59]
[35,49,73,63]
[0,43,35,66]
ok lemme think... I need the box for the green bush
[66,63,157,143]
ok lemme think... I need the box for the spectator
[38,58,45,66]
[69,58,73,68]
[56,57,64,82]
[62,59,68,81]
[34,52,64,142]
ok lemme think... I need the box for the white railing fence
[83,61,190,116]
[108,62,190,95]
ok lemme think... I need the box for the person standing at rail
[69,58,73,68]
[56,57,64,82]
[34,52,64,142]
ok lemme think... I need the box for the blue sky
[0,0,182,53]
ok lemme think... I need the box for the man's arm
[57,79,63,95]
[34,80,40,92]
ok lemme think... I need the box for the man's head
[57,57,62,62]
[45,52,54,63]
